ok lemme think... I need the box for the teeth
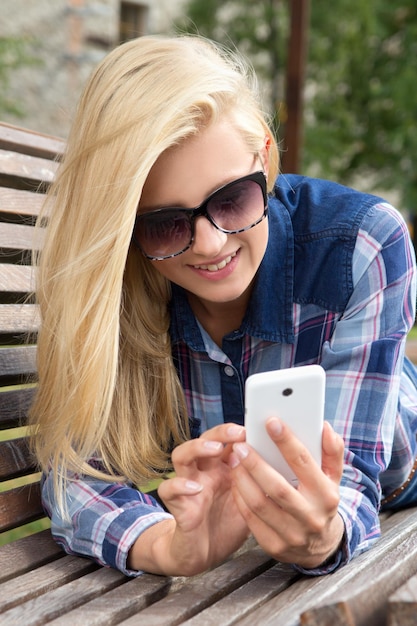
[195,251,236,272]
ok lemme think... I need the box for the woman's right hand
[127,424,250,576]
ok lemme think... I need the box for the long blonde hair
[29,35,279,508]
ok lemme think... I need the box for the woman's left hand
[228,418,345,569]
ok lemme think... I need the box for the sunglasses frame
[133,170,268,261]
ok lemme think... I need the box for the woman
[30,35,417,578]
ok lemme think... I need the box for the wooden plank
[0,148,58,187]
[0,303,40,332]
[0,122,64,161]
[0,187,46,218]
[388,573,417,626]
[0,387,36,428]
[0,345,37,377]
[0,264,35,292]
[0,567,129,625]
[0,221,43,250]
[0,555,98,614]
[118,545,276,625]
[0,437,35,480]
[0,482,44,532]
[233,508,417,626]
[300,604,355,626]
[46,575,173,626]
[182,562,298,626]
[388,605,417,626]
[0,529,62,583]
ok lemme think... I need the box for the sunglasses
[132,171,268,260]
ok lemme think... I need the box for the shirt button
[224,365,235,377]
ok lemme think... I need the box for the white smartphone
[244,365,325,486]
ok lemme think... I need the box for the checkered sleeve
[41,470,173,576]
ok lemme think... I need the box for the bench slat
[46,574,173,626]
[0,123,65,161]
[299,605,353,626]
[0,483,44,532]
[0,555,98,614]
[0,303,40,333]
[0,187,46,217]
[0,264,35,292]
[1,567,131,624]
[182,563,297,626]
[0,148,58,188]
[0,345,37,377]
[0,387,36,428]
[0,438,35,480]
[0,529,61,583]
[0,221,43,251]
[388,573,417,626]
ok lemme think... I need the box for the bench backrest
[0,122,64,538]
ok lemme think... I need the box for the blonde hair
[29,35,279,509]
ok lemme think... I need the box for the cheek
[246,219,269,262]
[150,258,182,282]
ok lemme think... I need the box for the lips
[193,251,237,272]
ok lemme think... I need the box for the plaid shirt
[42,175,417,577]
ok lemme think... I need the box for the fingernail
[234,443,249,460]
[229,453,240,469]
[203,441,223,451]
[267,417,283,437]
[227,425,244,438]
[185,480,203,492]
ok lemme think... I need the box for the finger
[199,424,246,463]
[264,417,321,488]
[262,418,341,510]
[231,482,291,556]
[230,442,305,517]
[321,421,345,483]
[157,477,206,533]
[199,423,245,444]
[158,475,203,502]
[171,438,224,476]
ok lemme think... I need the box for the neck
[187,287,252,347]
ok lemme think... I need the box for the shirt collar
[169,193,295,349]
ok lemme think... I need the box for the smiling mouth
[194,251,237,272]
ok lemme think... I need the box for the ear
[258,135,271,176]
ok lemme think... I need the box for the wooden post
[282,0,310,173]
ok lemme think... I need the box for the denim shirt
[42,174,417,577]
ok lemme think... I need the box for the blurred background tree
[177,0,417,218]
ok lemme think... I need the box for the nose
[190,215,228,257]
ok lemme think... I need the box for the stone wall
[0,0,185,138]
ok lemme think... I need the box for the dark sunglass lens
[135,211,191,258]
[207,179,265,231]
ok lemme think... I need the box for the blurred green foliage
[0,36,38,117]
[306,0,417,211]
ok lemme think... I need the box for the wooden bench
[1,121,417,625]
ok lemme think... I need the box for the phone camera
[282,387,293,396]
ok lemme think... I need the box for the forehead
[139,120,255,210]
